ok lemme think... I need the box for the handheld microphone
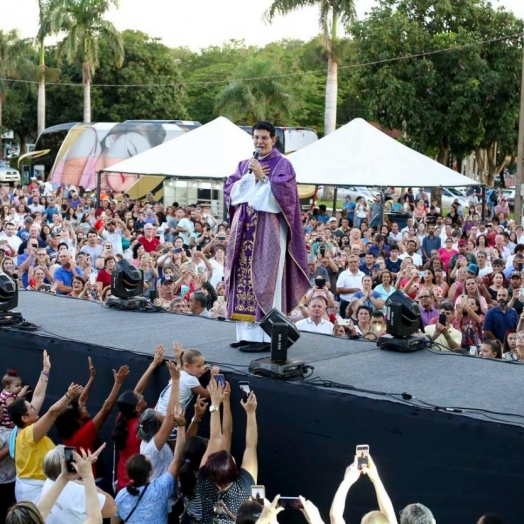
[248,148,262,174]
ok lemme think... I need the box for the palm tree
[215,57,296,124]
[0,30,27,130]
[265,0,356,135]
[36,0,53,135]
[51,0,124,123]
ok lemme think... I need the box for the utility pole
[514,38,524,225]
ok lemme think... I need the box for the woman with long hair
[112,346,165,492]
[503,330,518,361]
[55,363,129,478]
[197,380,258,524]
[115,406,186,524]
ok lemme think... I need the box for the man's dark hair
[514,243,524,254]
[319,204,327,212]
[192,291,207,309]
[390,244,399,252]
[371,310,384,320]
[252,121,275,137]
[374,234,384,243]
[478,514,508,524]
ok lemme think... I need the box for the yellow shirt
[16,424,55,480]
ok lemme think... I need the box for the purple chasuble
[224,148,309,322]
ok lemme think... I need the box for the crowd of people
[0,348,507,524]
[1,181,524,360]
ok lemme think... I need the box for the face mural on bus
[50,122,180,195]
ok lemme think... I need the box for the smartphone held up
[64,446,77,473]
[356,444,369,470]
[239,381,251,401]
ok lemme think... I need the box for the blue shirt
[483,306,518,343]
[352,290,382,309]
[421,236,441,257]
[115,472,174,524]
[53,265,84,295]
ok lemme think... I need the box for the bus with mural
[24,121,318,205]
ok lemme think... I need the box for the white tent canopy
[290,118,479,188]
[102,116,253,179]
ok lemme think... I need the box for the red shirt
[96,269,112,289]
[116,418,140,492]
[63,419,98,476]
[137,235,160,253]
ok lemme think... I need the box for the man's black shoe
[238,342,270,353]
[229,340,250,348]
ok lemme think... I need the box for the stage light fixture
[248,308,307,379]
[106,260,149,310]
[0,273,23,324]
[378,290,428,352]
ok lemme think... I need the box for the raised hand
[43,350,51,371]
[88,357,96,378]
[207,377,226,407]
[173,342,183,366]
[152,344,165,367]
[66,383,84,399]
[194,395,208,420]
[173,405,186,427]
[113,365,130,384]
[240,391,257,413]
[166,360,180,382]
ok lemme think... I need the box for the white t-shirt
[295,317,334,335]
[177,218,194,245]
[155,370,200,416]
[209,258,224,288]
[140,437,174,481]
[336,269,365,301]
[399,252,423,267]
[102,229,123,255]
[40,479,105,524]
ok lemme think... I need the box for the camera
[315,278,326,288]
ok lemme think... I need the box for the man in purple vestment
[224,121,309,352]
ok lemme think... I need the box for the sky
[2,0,524,51]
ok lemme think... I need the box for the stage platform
[4,291,524,427]
[2,293,524,523]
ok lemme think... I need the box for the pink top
[438,248,458,271]
[0,389,17,428]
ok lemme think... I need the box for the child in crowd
[155,345,218,417]
[0,369,30,429]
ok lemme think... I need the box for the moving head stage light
[106,260,149,310]
[248,308,307,379]
[378,290,429,352]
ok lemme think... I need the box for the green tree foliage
[265,0,356,135]
[350,0,524,184]
[93,30,188,121]
[51,0,124,123]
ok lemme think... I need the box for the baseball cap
[50,231,61,238]
[467,264,479,275]
[161,276,174,285]
[510,271,522,279]
[328,217,337,223]
[457,239,467,247]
